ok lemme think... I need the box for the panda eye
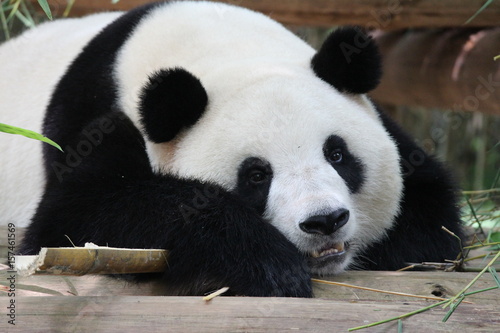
[328,150,343,163]
[248,169,268,184]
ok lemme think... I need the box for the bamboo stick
[14,244,168,276]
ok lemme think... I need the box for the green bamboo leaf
[490,232,500,242]
[6,0,21,23]
[397,319,403,333]
[14,9,34,27]
[0,123,63,152]
[443,250,500,309]
[0,0,10,40]
[494,55,500,61]
[488,267,500,288]
[37,0,53,20]
[348,299,449,331]
[63,0,75,17]
[442,295,464,322]
[349,285,500,331]
[465,0,495,24]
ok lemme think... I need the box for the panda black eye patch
[235,157,273,215]
[323,135,365,194]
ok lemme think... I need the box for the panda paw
[231,259,313,298]
[222,241,313,298]
[164,242,313,298]
[162,199,313,297]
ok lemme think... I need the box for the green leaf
[465,0,495,24]
[37,0,53,20]
[490,231,500,243]
[0,123,63,152]
[489,267,500,288]
[6,0,21,23]
[494,55,500,61]
[0,0,10,40]
[397,319,403,333]
[489,231,500,250]
[14,9,34,27]
[442,295,465,322]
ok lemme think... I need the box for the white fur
[0,2,402,274]
[167,76,402,274]
[0,12,121,227]
[114,2,402,273]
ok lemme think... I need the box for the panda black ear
[311,27,382,94]
[139,68,208,143]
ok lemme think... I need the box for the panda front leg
[23,177,312,297]
[20,114,312,298]
[158,180,313,297]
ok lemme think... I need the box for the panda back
[0,12,121,227]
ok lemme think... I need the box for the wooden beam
[370,28,500,115]
[25,1,500,113]
[37,0,500,29]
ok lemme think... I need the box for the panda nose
[299,209,350,235]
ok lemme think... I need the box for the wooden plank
[2,233,498,296]
[1,295,498,332]
[1,225,498,331]
[315,271,500,304]
[35,0,500,29]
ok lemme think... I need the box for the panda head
[136,27,402,275]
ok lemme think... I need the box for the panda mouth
[309,242,346,258]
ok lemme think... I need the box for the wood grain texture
[24,0,500,114]
[2,270,498,303]
[34,0,500,29]
[1,227,499,331]
[0,295,497,332]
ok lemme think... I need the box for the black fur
[21,3,312,297]
[20,3,462,297]
[311,27,382,94]
[139,68,208,143]
[21,114,311,297]
[42,2,159,182]
[356,109,464,270]
[323,135,365,193]
[235,157,273,215]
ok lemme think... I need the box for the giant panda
[0,1,463,297]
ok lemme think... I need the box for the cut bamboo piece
[14,243,168,276]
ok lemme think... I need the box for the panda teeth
[310,242,345,258]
